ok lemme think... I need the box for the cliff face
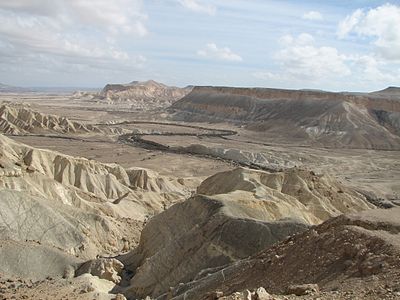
[99,80,191,107]
[170,86,400,149]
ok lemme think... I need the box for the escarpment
[171,86,400,149]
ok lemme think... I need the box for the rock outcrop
[161,207,400,300]
[197,168,373,223]
[121,167,373,299]
[177,144,297,170]
[98,80,192,110]
[76,258,124,284]
[122,194,308,299]
[0,103,113,135]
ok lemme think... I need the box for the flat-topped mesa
[370,86,400,100]
[170,86,400,150]
[173,86,400,112]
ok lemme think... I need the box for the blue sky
[0,0,399,91]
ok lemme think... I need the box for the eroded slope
[171,86,400,149]
[0,134,190,280]
[0,103,105,135]
[121,167,373,299]
[166,207,400,300]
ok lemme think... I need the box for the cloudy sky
[0,0,399,91]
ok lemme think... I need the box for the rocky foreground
[1,131,398,299]
[162,207,400,300]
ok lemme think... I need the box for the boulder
[286,284,320,296]
[76,258,124,284]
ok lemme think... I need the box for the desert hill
[98,80,192,109]
[0,102,125,135]
[0,103,99,135]
[371,86,400,97]
[164,207,400,300]
[121,167,373,299]
[170,86,400,149]
[0,134,191,280]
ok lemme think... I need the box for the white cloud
[276,33,350,79]
[337,9,363,38]
[0,0,148,36]
[348,54,400,83]
[197,43,242,62]
[252,71,283,81]
[178,0,216,16]
[0,0,60,15]
[280,33,315,46]
[302,11,323,21]
[0,0,147,75]
[254,33,400,90]
[338,4,400,60]
[68,0,148,37]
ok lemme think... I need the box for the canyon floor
[0,89,399,300]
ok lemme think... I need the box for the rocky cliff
[99,80,191,109]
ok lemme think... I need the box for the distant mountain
[0,83,33,93]
[371,86,400,97]
[99,80,192,109]
[0,83,99,93]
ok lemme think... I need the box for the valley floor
[4,92,399,201]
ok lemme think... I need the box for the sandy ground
[144,133,400,200]
[10,135,232,178]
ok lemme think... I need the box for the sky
[0,0,399,91]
